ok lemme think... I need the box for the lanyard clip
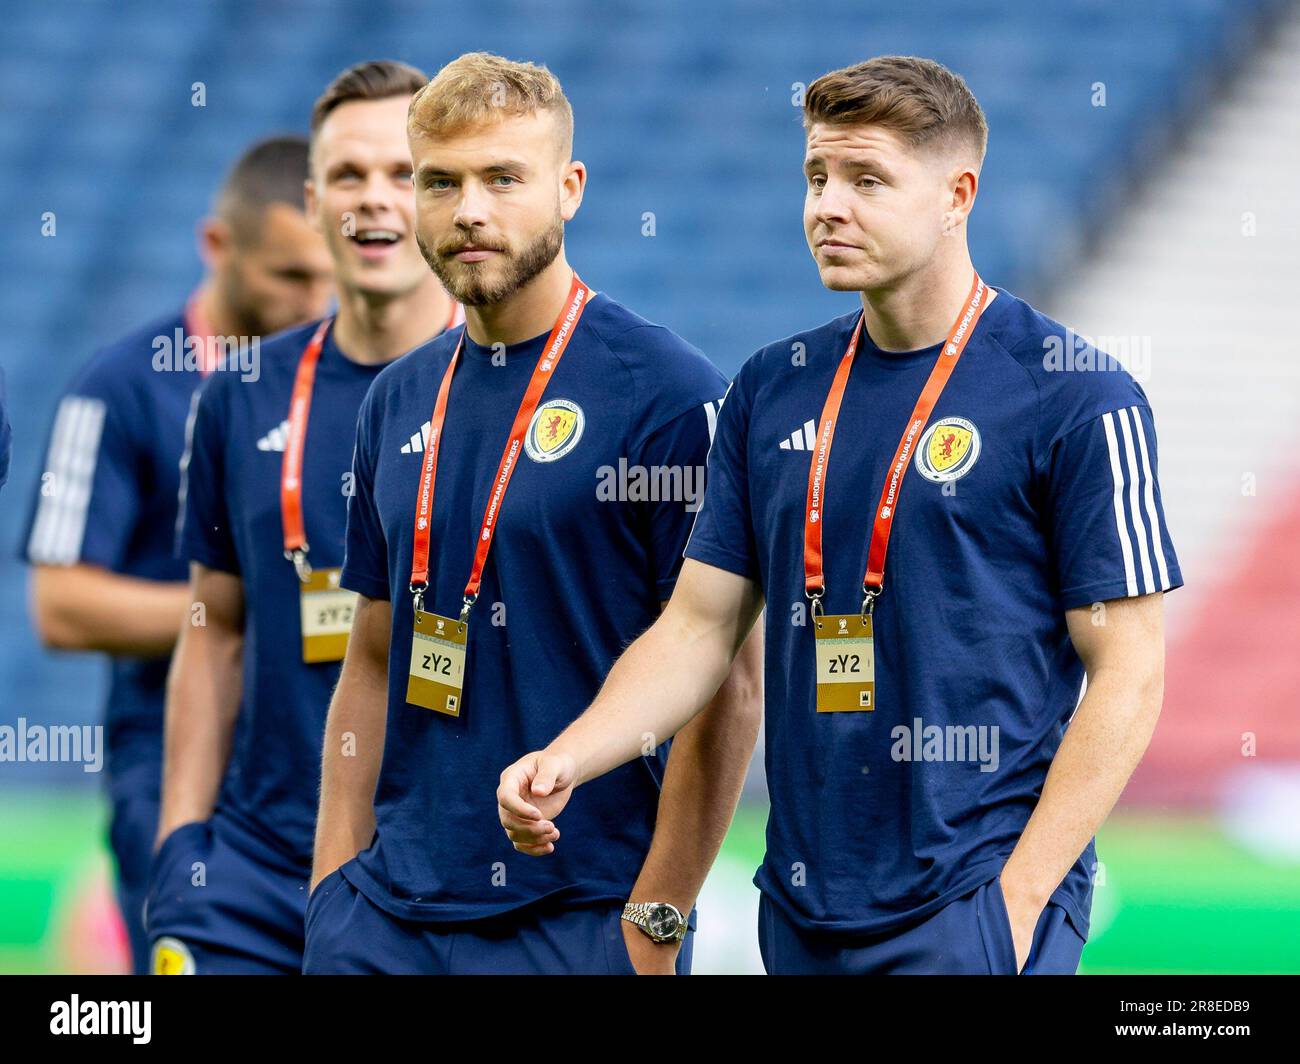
[861,584,882,623]
[286,546,312,582]
[410,582,427,616]
[459,594,477,628]
[805,587,825,628]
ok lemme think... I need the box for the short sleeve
[1045,403,1182,609]
[630,397,725,599]
[178,378,239,575]
[22,369,143,569]
[683,374,760,579]
[340,389,389,601]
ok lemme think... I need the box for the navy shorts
[302,861,695,975]
[759,876,1087,975]
[107,790,159,975]
[145,816,309,975]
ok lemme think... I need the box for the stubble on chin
[416,221,564,308]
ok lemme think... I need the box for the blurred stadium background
[2,0,1298,974]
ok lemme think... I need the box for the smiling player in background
[147,60,460,975]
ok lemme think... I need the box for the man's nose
[452,180,491,229]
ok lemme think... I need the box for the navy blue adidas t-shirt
[181,320,390,868]
[20,311,198,802]
[341,291,727,921]
[685,287,1182,938]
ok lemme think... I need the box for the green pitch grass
[0,792,111,974]
[712,806,1300,975]
[0,793,1296,973]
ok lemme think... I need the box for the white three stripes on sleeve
[1132,407,1172,592]
[1100,406,1172,597]
[27,395,107,564]
[683,390,730,552]
[174,387,203,554]
[702,397,721,444]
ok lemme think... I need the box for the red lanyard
[183,291,220,376]
[280,318,334,580]
[281,297,463,582]
[409,273,590,620]
[803,273,989,616]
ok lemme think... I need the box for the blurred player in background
[498,55,1181,975]
[19,138,332,973]
[147,60,461,975]
[304,53,762,975]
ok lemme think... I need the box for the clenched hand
[497,751,579,856]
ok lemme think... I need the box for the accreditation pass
[299,567,357,663]
[406,609,467,717]
[814,613,875,712]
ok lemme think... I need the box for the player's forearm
[31,565,189,656]
[1001,659,1164,909]
[311,654,387,889]
[157,620,244,839]
[629,620,763,914]
[547,600,746,787]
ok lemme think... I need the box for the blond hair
[804,55,987,164]
[409,52,574,158]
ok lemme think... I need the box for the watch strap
[621,901,687,943]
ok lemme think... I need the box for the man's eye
[492,175,516,187]
[859,177,879,190]
[809,175,825,191]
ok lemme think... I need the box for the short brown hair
[310,59,429,142]
[408,52,574,159]
[215,135,311,246]
[804,55,988,164]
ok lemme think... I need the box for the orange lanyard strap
[408,274,590,620]
[280,318,333,579]
[802,314,865,604]
[803,273,988,616]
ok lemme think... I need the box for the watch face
[646,903,681,939]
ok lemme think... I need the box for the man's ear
[942,164,979,235]
[197,216,232,271]
[560,159,586,222]
[303,178,323,233]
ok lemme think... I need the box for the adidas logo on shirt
[401,397,722,455]
[256,419,291,452]
[779,419,818,451]
[400,421,433,454]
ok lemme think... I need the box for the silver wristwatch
[621,901,687,944]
